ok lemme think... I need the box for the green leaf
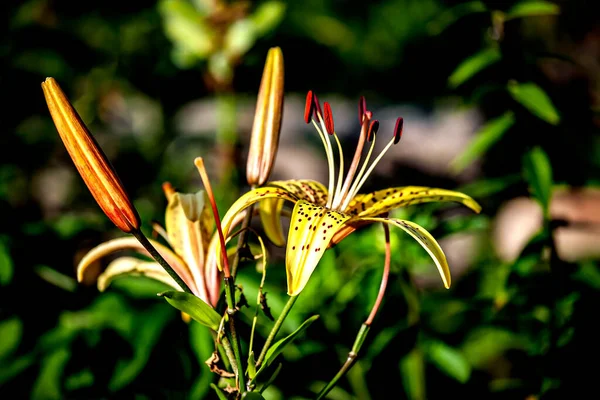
[427,1,487,35]
[109,304,174,391]
[32,348,71,400]
[508,81,560,124]
[249,1,286,36]
[211,383,229,400]
[449,47,501,88]
[461,327,527,369]
[0,317,22,359]
[242,392,266,400]
[256,315,319,377]
[451,111,515,173]
[159,291,221,331]
[425,340,471,383]
[400,349,426,400]
[0,238,13,286]
[506,1,560,20]
[522,146,553,216]
[189,321,215,400]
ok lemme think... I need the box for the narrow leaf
[258,315,319,374]
[523,146,553,216]
[0,317,22,360]
[426,340,471,383]
[0,239,13,286]
[508,81,560,124]
[506,1,560,20]
[159,291,221,331]
[449,47,501,88]
[242,392,266,400]
[210,383,229,400]
[400,349,426,400]
[451,111,515,173]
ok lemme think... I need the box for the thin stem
[256,294,299,367]
[224,276,246,390]
[231,200,255,278]
[131,228,192,294]
[316,224,391,399]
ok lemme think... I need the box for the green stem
[131,228,192,294]
[224,276,245,390]
[231,202,255,278]
[316,224,391,399]
[256,295,299,367]
[316,324,371,400]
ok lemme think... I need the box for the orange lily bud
[246,46,284,186]
[41,77,141,233]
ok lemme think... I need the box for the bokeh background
[1,0,600,398]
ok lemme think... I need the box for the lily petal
[346,186,481,217]
[77,236,199,296]
[269,180,329,206]
[165,190,215,303]
[259,197,286,246]
[286,200,351,296]
[97,257,179,292]
[360,217,452,288]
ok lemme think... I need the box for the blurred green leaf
[225,20,257,58]
[250,1,286,36]
[0,238,13,286]
[427,1,487,35]
[242,392,266,400]
[0,317,22,360]
[35,265,77,292]
[400,349,426,400]
[108,274,173,299]
[64,369,94,391]
[523,146,553,216]
[109,304,174,390]
[425,340,471,383]
[159,0,214,66]
[573,261,600,290]
[32,348,71,400]
[461,327,527,369]
[449,47,501,88]
[189,321,215,400]
[508,81,560,124]
[159,291,221,331]
[458,174,521,198]
[257,315,319,374]
[505,1,560,20]
[451,111,515,173]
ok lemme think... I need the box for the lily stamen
[330,111,370,210]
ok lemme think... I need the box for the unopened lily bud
[246,46,284,186]
[41,77,141,233]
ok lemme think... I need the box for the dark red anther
[367,119,379,142]
[323,102,335,135]
[393,117,403,144]
[312,92,323,119]
[358,96,367,124]
[364,110,372,120]
[304,90,314,123]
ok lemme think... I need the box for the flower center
[304,91,403,212]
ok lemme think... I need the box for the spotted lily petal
[361,217,452,288]
[346,186,481,217]
[259,197,286,247]
[77,236,199,296]
[97,257,179,292]
[165,189,216,304]
[286,200,351,296]
[269,180,329,206]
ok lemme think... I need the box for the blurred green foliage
[1,0,599,398]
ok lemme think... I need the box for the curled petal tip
[42,77,140,233]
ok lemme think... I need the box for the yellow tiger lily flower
[217,92,482,296]
[78,182,246,307]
